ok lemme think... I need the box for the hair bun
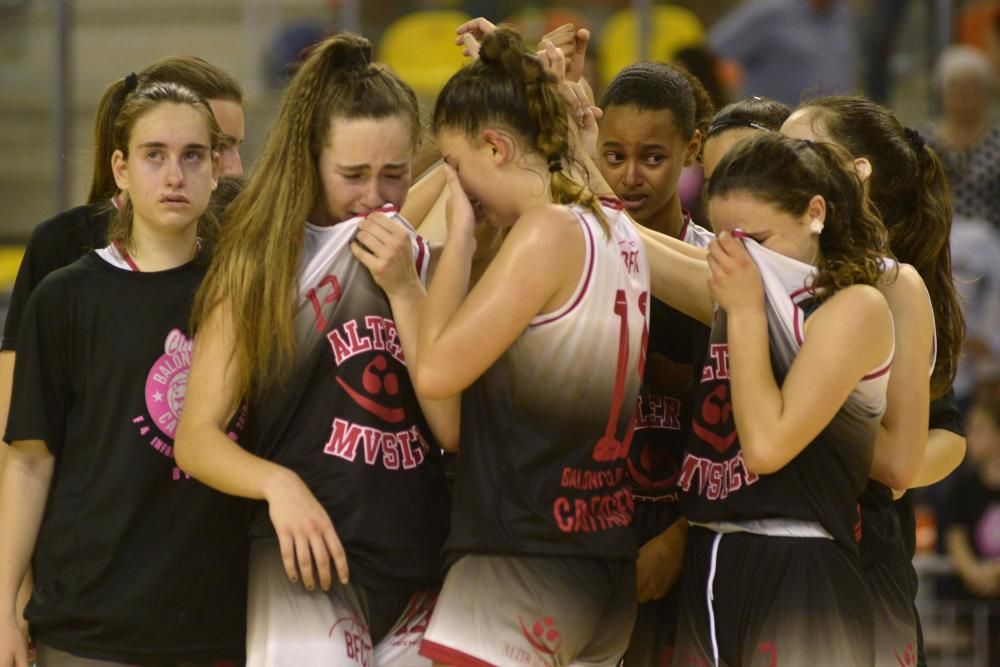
[326,33,373,71]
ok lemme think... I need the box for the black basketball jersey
[679,238,891,552]
[246,209,449,594]
[628,214,713,514]
[444,204,650,563]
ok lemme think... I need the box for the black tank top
[247,212,449,593]
[679,239,890,553]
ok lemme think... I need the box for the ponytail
[88,76,136,203]
[801,97,964,398]
[87,56,243,205]
[192,33,420,401]
[435,27,607,233]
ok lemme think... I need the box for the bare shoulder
[877,263,933,321]
[805,285,892,358]
[504,204,584,254]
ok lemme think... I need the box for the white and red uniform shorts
[420,554,636,667]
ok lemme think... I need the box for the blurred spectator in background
[948,212,1000,408]
[861,0,910,103]
[943,385,1000,658]
[708,0,856,107]
[925,46,1000,232]
[924,46,1000,408]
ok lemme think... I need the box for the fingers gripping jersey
[446,204,650,561]
[247,206,449,593]
[680,238,892,552]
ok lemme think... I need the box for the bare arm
[401,163,447,230]
[0,440,53,667]
[174,304,349,591]
[635,225,714,324]
[910,429,966,488]
[869,266,933,490]
[352,214,461,451]
[415,169,582,400]
[945,524,1000,597]
[711,234,894,475]
[636,518,688,603]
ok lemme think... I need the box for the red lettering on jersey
[344,321,373,356]
[618,239,641,275]
[327,317,406,367]
[634,393,682,430]
[323,418,426,470]
[306,275,342,333]
[677,452,760,499]
[700,344,730,382]
[364,315,387,351]
[325,418,364,460]
[552,488,634,533]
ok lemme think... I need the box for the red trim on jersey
[789,287,811,346]
[359,204,400,217]
[679,209,693,241]
[862,358,893,381]
[415,234,427,277]
[599,195,624,211]
[531,211,596,326]
[419,640,496,667]
[113,240,141,272]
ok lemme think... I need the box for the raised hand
[455,17,497,58]
[538,23,590,83]
[351,212,421,299]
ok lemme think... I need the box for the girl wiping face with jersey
[174,32,456,667]
[634,132,894,666]
[415,27,649,667]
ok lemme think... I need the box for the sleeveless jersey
[679,237,892,552]
[247,207,450,593]
[445,203,650,562]
[629,213,713,511]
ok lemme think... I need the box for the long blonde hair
[191,33,420,402]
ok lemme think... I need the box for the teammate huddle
[0,16,966,667]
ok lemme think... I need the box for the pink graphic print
[144,329,193,440]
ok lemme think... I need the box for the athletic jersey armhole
[861,310,895,382]
[530,209,595,327]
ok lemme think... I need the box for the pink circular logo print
[144,329,194,439]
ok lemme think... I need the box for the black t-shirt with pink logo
[245,217,449,595]
[5,253,247,663]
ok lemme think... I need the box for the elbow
[412,365,459,402]
[740,437,786,476]
[172,422,199,476]
[438,433,460,453]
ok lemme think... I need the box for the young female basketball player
[593,61,713,666]
[0,82,247,666]
[414,28,648,667]
[669,132,893,666]
[0,58,245,650]
[782,96,966,667]
[701,96,791,179]
[174,34,453,666]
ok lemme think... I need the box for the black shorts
[859,488,920,666]
[673,526,874,667]
[624,500,682,667]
